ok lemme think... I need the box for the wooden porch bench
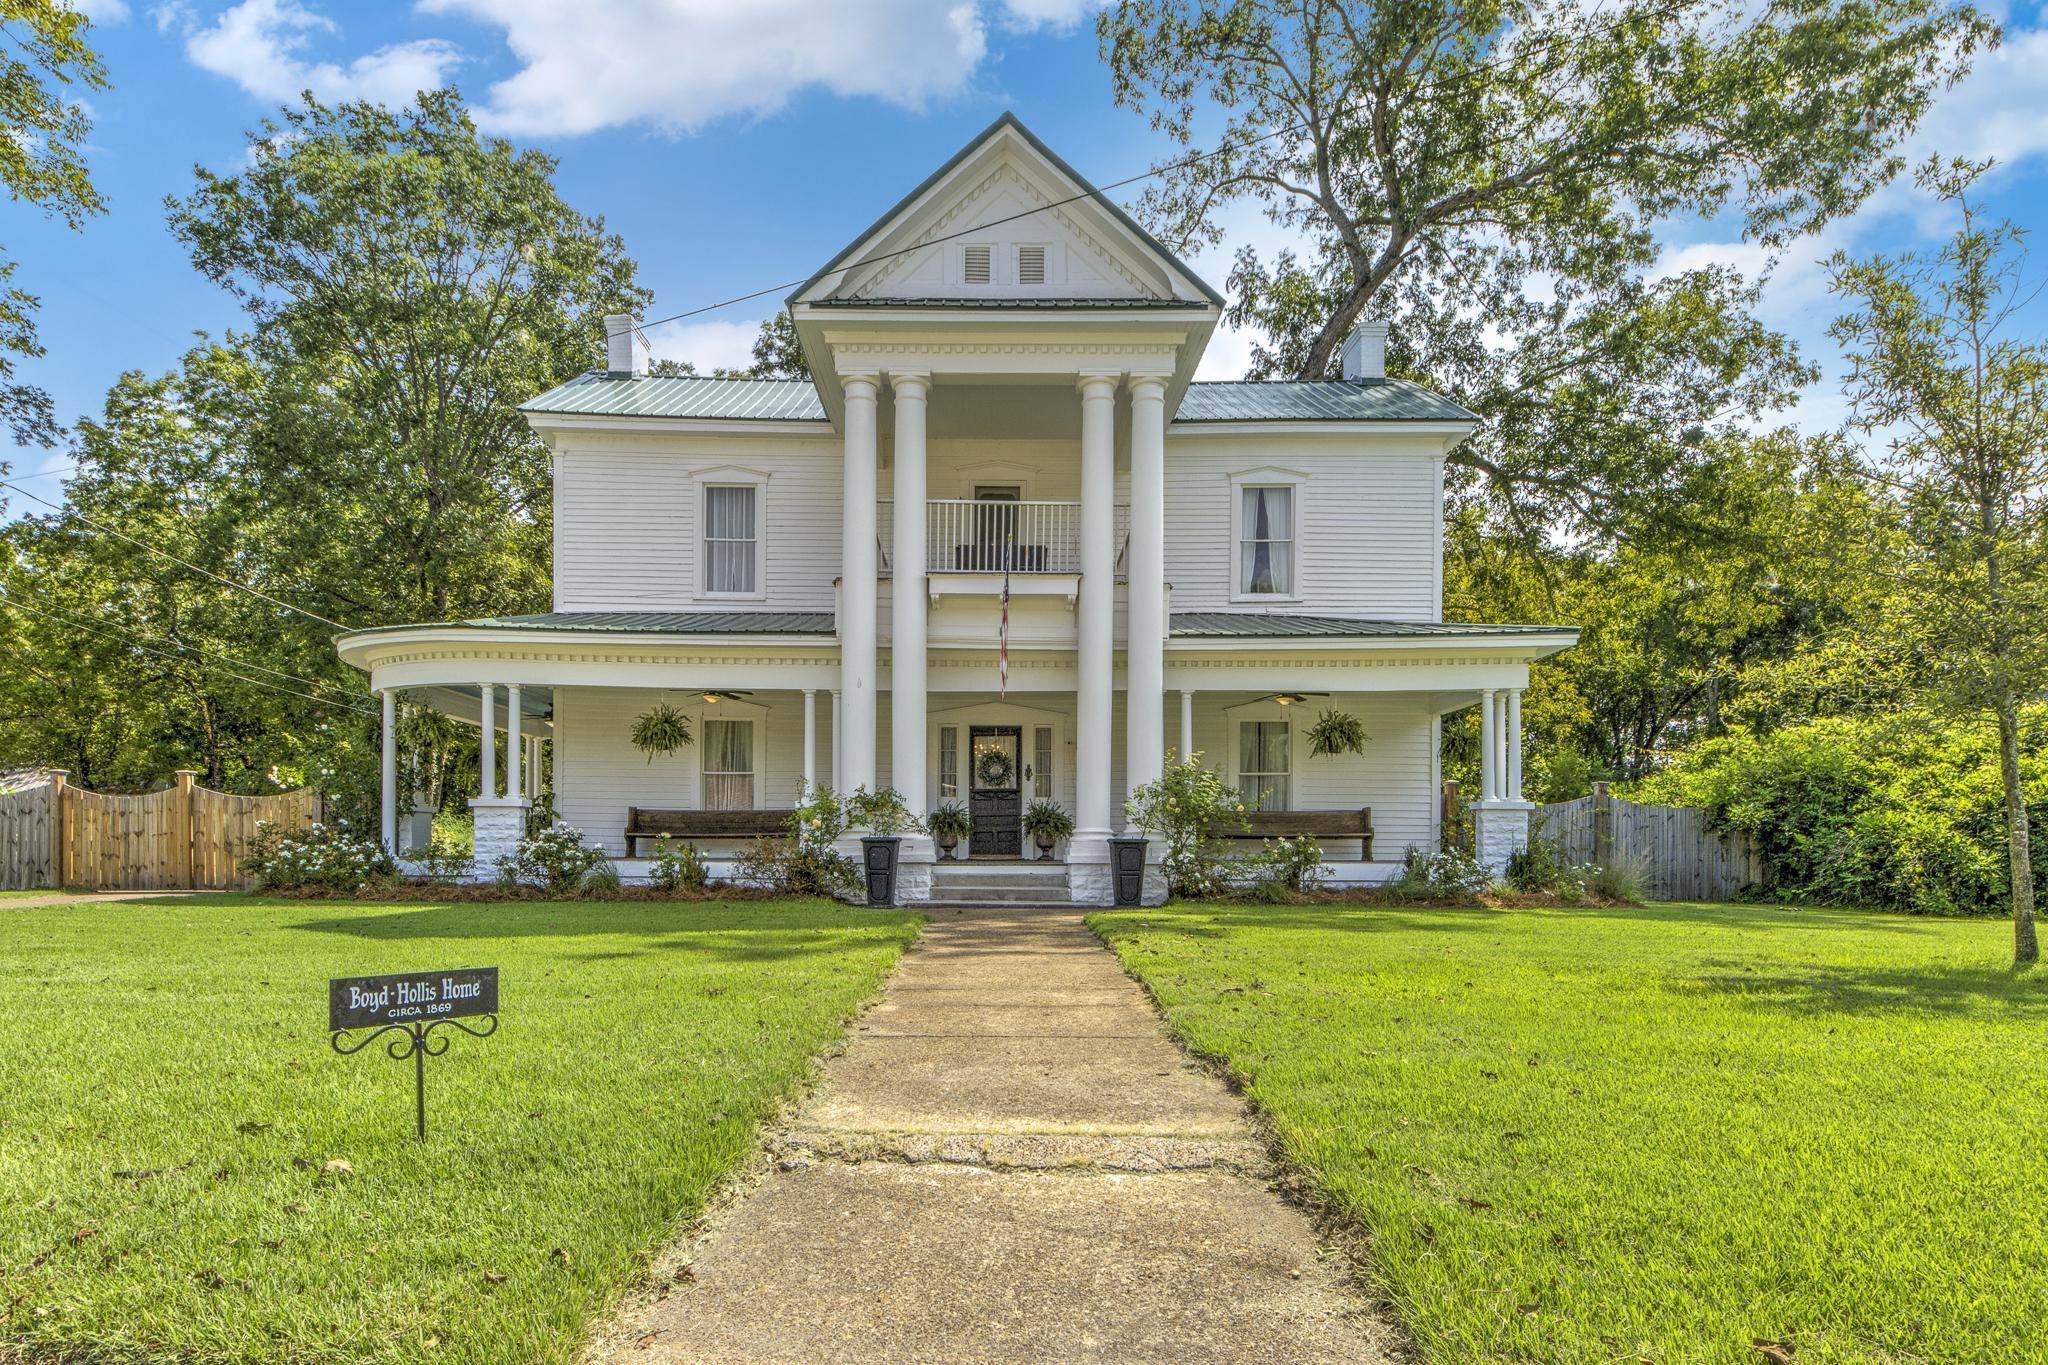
[624,808,793,857]
[1205,808,1374,860]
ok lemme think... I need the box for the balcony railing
[878,500,1130,578]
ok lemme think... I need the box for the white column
[1073,372,1119,861]
[379,688,398,855]
[830,688,842,792]
[889,371,930,820]
[802,689,817,794]
[1478,687,1497,803]
[528,737,542,799]
[1179,689,1194,764]
[839,372,880,796]
[478,683,497,800]
[1506,688,1524,801]
[505,685,523,802]
[1124,375,1168,829]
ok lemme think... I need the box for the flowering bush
[404,833,474,883]
[1232,835,1328,901]
[242,821,393,893]
[1124,754,1247,898]
[501,823,611,894]
[649,835,712,893]
[1383,846,1494,903]
[738,785,859,897]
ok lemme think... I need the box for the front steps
[928,859,1072,907]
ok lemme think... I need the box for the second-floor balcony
[879,499,1130,578]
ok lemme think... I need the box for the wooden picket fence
[1532,783,1767,902]
[0,771,322,891]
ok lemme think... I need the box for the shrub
[1124,754,1246,898]
[1588,854,1649,905]
[404,834,474,884]
[1233,834,1327,902]
[1630,707,2048,915]
[502,823,610,894]
[242,821,393,893]
[1383,846,1493,903]
[648,835,712,893]
[736,785,859,897]
[574,860,623,898]
[1504,837,1590,897]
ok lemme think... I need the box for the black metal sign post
[328,967,499,1138]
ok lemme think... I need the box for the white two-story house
[336,114,1574,905]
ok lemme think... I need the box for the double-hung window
[1237,484,1294,597]
[703,485,758,595]
[703,719,755,810]
[1237,720,1291,811]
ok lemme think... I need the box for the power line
[2,461,82,483]
[0,478,353,631]
[0,589,375,717]
[1,580,364,701]
[619,0,1696,338]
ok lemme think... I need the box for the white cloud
[177,0,462,107]
[70,0,132,21]
[994,0,1100,29]
[644,317,764,373]
[419,0,1005,137]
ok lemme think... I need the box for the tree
[647,314,810,380]
[1827,158,2048,964]
[1098,0,1991,538]
[165,90,647,621]
[0,0,112,462]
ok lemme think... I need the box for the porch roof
[446,610,838,634]
[1169,613,1573,640]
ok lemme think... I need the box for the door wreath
[974,748,1016,789]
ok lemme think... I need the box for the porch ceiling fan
[699,689,753,705]
[1258,692,1328,707]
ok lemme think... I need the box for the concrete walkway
[599,905,1405,1364]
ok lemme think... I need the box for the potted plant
[1305,708,1369,758]
[845,786,918,906]
[1022,799,1075,858]
[926,801,971,859]
[630,702,694,762]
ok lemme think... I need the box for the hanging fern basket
[1306,708,1369,758]
[631,702,694,763]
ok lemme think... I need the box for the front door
[968,725,1022,857]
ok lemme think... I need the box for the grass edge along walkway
[1091,899,2048,1364]
[0,895,919,1363]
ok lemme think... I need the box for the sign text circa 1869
[329,968,498,1032]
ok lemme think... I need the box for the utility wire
[3,461,82,482]
[618,0,1697,338]
[0,589,375,717]
[1,580,365,701]
[0,479,352,631]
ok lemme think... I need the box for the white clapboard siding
[1162,433,1445,620]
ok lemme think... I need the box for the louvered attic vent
[963,244,991,283]
[1017,244,1046,284]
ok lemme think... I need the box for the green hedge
[1629,707,2048,915]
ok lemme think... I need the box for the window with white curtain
[1237,720,1290,811]
[1238,485,1294,596]
[1033,726,1053,799]
[703,485,758,594]
[703,719,755,810]
[938,727,959,799]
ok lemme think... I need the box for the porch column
[505,685,523,803]
[379,688,398,855]
[1124,374,1168,828]
[839,371,880,796]
[478,683,498,800]
[1506,688,1524,801]
[889,370,930,821]
[1073,372,1119,865]
[802,689,817,793]
[830,688,842,791]
[1478,687,1497,803]
[1179,689,1194,764]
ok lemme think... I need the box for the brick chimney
[1339,320,1390,383]
[604,314,646,377]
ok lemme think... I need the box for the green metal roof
[1170,613,1571,639]
[388,611,837,635]
[790,111,1225,310]
[523,373,829,422]
[524,372,1474,425]
[1176,379,1477,424]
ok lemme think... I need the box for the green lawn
[1092,901,2048,1363]
[0,896,918,1362]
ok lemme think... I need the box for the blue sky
[6,0,2048,513]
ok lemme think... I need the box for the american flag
[997,535,1011,697]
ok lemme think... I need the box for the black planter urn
[1108,836,1149,907]
[862,836,903,908]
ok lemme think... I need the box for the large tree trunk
[1997,701,2037,966]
